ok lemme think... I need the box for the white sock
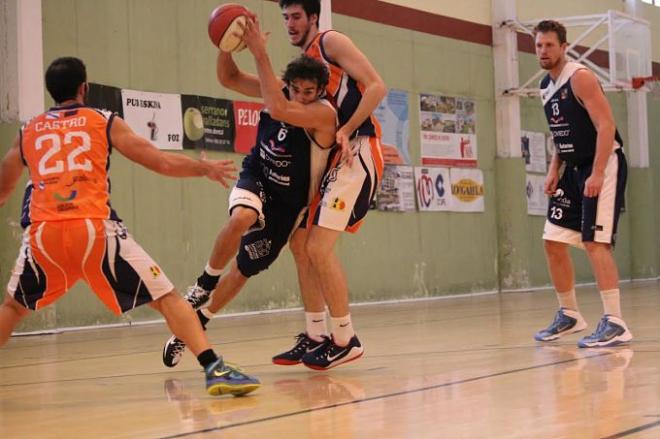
[557,288,578,311]
[330,314,355,347]
[601,288,621,318]
[205,263,223,276]
[305,312,327,342]
[200,308,215,320]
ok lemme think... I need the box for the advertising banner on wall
[521,130,547,173]
[449,168,484,212]
[374,89,410,165]
[376,165,415,211]
[526,173,548,216]
[180,95,234,151]
[87,83,123,117]
[419,93,477,167]
[414,166,451,212]
[232,101,263,154]
[121,89,184,150]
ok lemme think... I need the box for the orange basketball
[208,3,251,52]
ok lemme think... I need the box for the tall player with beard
[532,20,632,348]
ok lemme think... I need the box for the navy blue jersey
[540,62,623,166]
[243,94,327,208]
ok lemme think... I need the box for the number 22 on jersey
[34,131,93,176]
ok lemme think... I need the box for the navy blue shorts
[231,175,305,278]
[544,149,626,246]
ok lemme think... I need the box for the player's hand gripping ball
[208,3,253,52]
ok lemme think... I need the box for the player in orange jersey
[0,57,259,396]
[274,0,386,369]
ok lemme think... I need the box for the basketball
[208,3,251,52]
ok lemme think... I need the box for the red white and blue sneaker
[534,308,588,342]
[301,335,364,370]
[577,315,633,348]
[272,333,325,366]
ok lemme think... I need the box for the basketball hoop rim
[631,75,660,90]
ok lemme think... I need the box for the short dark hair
[282,55,329,90]
[278,0,321,21]
[45,57,87,103]
[533,20,567,45]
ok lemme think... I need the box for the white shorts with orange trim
[307,136,383,233]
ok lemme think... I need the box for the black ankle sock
[197,271,220,291]
[197,309,210,329]
[197,349,219,369]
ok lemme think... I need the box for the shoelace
[292,333,312,352]
[588,317,609,339]
[547,309,566,331]
[170,338,186,356]
[312,336,333,359]
[184,285,209,307]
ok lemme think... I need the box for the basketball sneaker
[205,358,261,396]
[301,335,363,370]
[577,315,633,348]
[163,335,187,368]
[534,308,588,342]
[184,284,213,310]
[272,333,326,365]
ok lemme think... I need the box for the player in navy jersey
[161,29,337,367]
[532,20,632,348]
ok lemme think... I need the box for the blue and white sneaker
[534,308,588,342]
[577,315,633,348]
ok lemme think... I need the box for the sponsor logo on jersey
[259,148,291,167]
[56,203,78,212]
[150,265,161,278]
[556,142,575,153]
[54,190,77,202]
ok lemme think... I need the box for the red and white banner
[232,101,264,154]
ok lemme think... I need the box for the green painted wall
[650,99,660,276]
[0,0,657,331]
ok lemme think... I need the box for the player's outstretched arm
[242,17,335,132]
[217,50,262,98]
[0,136,24,207]
[110,117,237,187]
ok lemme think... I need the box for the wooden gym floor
[1,281,659,438]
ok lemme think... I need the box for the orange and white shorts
[7,219,173,315]
[307,135,383,233]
